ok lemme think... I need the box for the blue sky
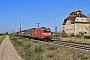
[0,0,90,33]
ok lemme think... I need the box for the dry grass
[60,37,90,44]
[10,36,90,60]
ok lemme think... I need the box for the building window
[76,19,79,20]
[85,32,87,34]
[81,19,84,21]
[79,32,81,34]
[84,28,85,30]
[85,19,88,21]
[79,28,81,30]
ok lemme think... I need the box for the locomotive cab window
[43,30,51,32]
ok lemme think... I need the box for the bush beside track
[10,35,90,60]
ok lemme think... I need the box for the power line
[39,0,85,23]
[58,3,90,16]
[30,22,34,28]
[58,0,85,13]
[36,22,40,29]
[24,0,85,29]
[41,3,90,29]
[42,3,90,24]
[83,8,90,14]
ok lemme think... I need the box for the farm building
[63,10,89,36]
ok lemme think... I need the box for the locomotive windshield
[43,30,51,32]
[32,28,37,30]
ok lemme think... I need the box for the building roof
[63,10,88,25]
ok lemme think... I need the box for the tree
[61,30,67,37]
[5,32,8,35]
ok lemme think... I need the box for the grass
[60,37,90,44]
[10,35,90,60]
[34,45,43,53]
[47,45,58,50]
[0,35,5,44]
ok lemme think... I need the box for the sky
[0,0,90,33]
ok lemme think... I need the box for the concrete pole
[20,13,22,37]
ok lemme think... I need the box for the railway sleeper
[69,45,74,47]
[86,47,90,50]
[59,43,66,45]
[80,46,85,49]
[53,41,61,44]
[74,45,80,48]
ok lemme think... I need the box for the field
[60,37,90,44]
[0,35,5,44]
[10,36,90,60]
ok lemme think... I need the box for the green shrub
[34,46,43,53]
[11,38,18,40]
[61,30,67,37]
[19,37,25,39]
[28,44,31,47]
[48,46,58,50]
[70,33,75,37]
[84,35,90,39]
[5,32,8,35]
[52,35,55,39]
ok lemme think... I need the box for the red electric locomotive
[32,27,51,41]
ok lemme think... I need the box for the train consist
[14,27,52,41]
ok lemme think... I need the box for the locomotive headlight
[49,33,51,35]
[44,33,46,35]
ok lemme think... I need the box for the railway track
[20,36,90,52]
[49,39,90,51]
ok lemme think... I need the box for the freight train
[14,27,52,41]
